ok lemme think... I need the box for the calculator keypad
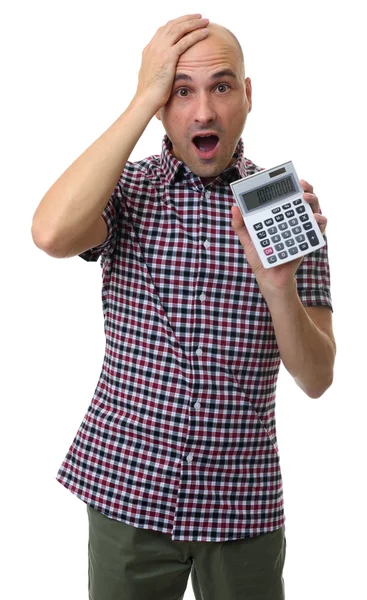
[253,198,321,265]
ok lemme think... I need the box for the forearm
[264,280,336,398]
[31,93,157,254]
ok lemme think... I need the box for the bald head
[205,23,245,77]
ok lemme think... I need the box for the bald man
[32,14,335,600]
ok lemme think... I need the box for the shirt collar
[160,134,250,185]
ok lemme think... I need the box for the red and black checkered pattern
[56,136,332,541]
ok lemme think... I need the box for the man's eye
[216,84,230,93]
[176,88,190,97]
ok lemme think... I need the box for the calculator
[230,161,325,268]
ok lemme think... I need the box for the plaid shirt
[56,135,332,542]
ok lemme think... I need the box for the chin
[190,159,227,179]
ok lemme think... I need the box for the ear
[245,77,252,113]
[155,109,162,121]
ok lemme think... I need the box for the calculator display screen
[240,175,297,211]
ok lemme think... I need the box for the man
[31,14,336,600]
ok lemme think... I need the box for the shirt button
[196,347,203,356]
[203,240,210,249]
[187,453,194,463]
[194,402,201,409]
[199,293,206,302]
[205,191,211,199]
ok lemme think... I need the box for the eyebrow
[174,69,238,83]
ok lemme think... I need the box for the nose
[194,92,216,125]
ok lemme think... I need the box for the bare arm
[232,180,336,398]
[264,286,336,398]
[31,98,158,257]
[31,14,210,258]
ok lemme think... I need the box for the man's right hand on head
[135,14,209,113]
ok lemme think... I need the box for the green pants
[87,505,286,600]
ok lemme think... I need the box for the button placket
[192,189,210,398]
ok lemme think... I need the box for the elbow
[31,224,64,258]
[31,215,51,250]
[304,370,334,399]
[298,341,336,399]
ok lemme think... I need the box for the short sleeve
[78,181,124,263]
[295,233,333,312]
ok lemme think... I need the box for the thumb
[231,205,251,245]
[231,205,244,230]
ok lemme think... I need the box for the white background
[2,0,366,598]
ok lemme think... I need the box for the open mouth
[193,134,219,152]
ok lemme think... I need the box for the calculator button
[299,214,309,222]
[278,251,288,260]
[275,214,284,222]
[278,222,288,231]
[299,242,309,251]
[272,207,281,214]
[264,247,274,256]
[292,226,302,235]
[254,222,263,231]
[285,210,295,218]
[267,226,277,235]
[303,222,313,231]
[271,234,281,243]
[261,239,270,247]
[296,206,306,214]
[296,234,305,243]
[257,230,267,239]
[264,218,274,226]
[281,231,292,239]
[282,203,291,210]
[275,243,284,251]
[289,218,298,227]
[267,255,277,264]
[293,198,302,205]
[306,230,320,246]
[285,239,295,247]
[289,247,299,255]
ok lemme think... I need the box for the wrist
[259,277,298,310]
[130,89,164,118]
[127,93,159,123]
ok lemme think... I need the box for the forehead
[176,34,243,77]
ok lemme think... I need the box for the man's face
[156,30,252,183]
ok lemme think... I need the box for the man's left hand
[231,179,327,296]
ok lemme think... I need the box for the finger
[299,179,314,194]
[174,27,210,55]
[303,192,320,213]
[168,17,209,43]
[165,14,204,28]
[231,205,245,231]
[313,213,327,233]
[231,206,253,248]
